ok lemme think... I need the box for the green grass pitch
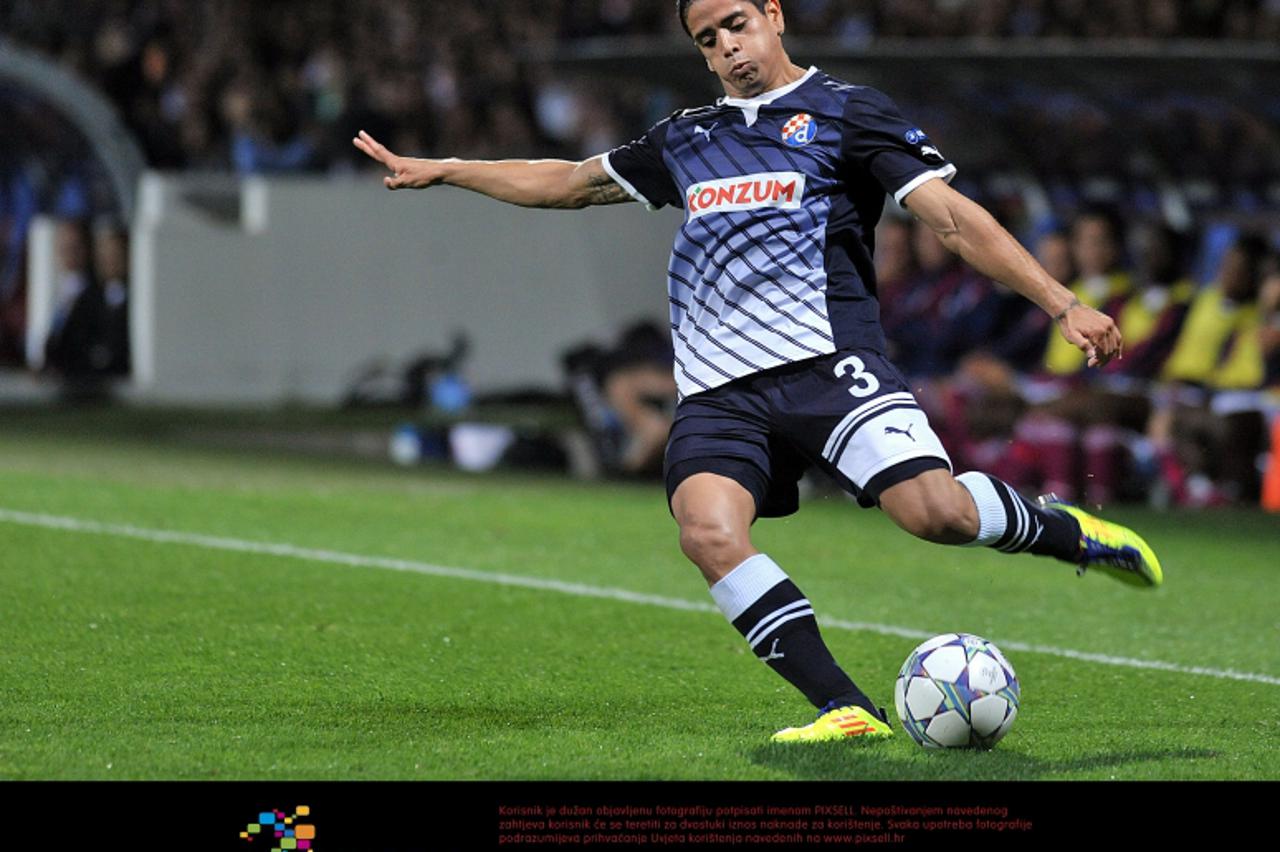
[1,413,1277,781]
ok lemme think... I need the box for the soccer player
[354,0,1163,743]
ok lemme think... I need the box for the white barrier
[127,173,681,404]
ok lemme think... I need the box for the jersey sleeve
[601,119,681,211]
[839,87,957,206]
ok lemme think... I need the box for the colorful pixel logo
[240,805,315,851]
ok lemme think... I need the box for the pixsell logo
[685,172,806,220]
[240,805,316,850]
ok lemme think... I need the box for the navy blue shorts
[664,348,951,517]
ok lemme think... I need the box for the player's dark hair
[677,0,769,37]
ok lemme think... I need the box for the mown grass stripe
[3,506,1277,688]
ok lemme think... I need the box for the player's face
[686,0,789,99]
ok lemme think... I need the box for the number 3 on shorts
[834,354,880,398]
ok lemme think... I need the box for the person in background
[1011,208,1134,501]
[1153,232,1272,504]
[92,218,130,375]
[603,322,679,475]
[1068,222,1198,504]
[1257,263,1280,510]
[1040,207,1133,384]
[564,320,677,477]
[43,218,104,379]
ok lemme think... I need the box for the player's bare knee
[678,518,735,564]
[678,518,750,576]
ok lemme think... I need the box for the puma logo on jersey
[884,424,916,441]
[685,172,806,220]
[693,122,718,142]
[760,638,785,662]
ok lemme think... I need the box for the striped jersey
[602,66,955,398]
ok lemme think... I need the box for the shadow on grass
[748,742,1221,781]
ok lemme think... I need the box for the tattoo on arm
[584,170,632,206]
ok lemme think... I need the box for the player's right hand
[1056,300,1123,368]
[352,130,452,190]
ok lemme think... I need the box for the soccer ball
[894,633,1020,749]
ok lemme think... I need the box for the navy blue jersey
[602,67,955,398]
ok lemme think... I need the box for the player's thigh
[665,386,803,521]
[776,348,952,508]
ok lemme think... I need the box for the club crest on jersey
[780,113,817,147]
[684,172,806,220]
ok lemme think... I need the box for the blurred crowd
[2,0,1278,176]
[1,0,659,172]
[786,0,1280,40]
[874,210,1280,507]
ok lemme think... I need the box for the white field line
[3,507,1278,687]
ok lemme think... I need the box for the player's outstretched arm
[351,130,631,209]
[903,178,1122,367]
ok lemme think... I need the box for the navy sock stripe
[998,483,1032,553]
[748,608,817,650]
[977,475,1083,562]
[744,599,815,648]
[730,579,803,634]
[988,476,1021,550]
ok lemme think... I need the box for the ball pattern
[894,633,1020,749]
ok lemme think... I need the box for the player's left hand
[1056,301,1123,368]
[352,130,452,190]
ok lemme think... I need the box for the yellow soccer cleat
[1038,497,1163,588]
[771,703,894,743]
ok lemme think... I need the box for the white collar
[717,65,818,126]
